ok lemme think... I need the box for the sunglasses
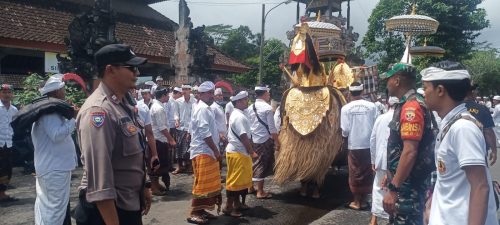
[112,64,139,73]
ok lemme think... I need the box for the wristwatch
[387,183,400,193]
[145,180,152,189]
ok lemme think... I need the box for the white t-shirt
[0,102,18,148]
[370,109,394,170]
[226,108,251,156]
[189,101,219,160]
[210,102,227,135]
[429,104,499,225]
[340,99,378,150]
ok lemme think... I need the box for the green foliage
[204,24,286,89]
[463,49,500,95]
[363,0,489,70]
[219,26,259,61]
[227,38,286,89]
[13,73,87,108]
[13,73,45,107]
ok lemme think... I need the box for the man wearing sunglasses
[75,44,151,225]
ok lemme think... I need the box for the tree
[363,0,489,71]
[463,49,500,95]
[219,26,259,61]
[229,38,286,90]
[204,24,234,46]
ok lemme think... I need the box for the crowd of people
[1,43,500,225]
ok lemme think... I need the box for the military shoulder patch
[91,112,106,128]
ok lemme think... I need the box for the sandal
[201,211,217,220]
[344,202,369,211]
[222,208,242,217]
[256,193,273,199]
[187,215,208,224]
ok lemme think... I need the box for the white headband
[349,84,364,91]
[421,67,470,81]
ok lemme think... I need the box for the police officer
[380,63,435,225]
[75,44,151,225]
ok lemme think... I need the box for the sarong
[176,130,191,160]
[169,128,177,165]
[348,148,373,194]
[371,169,389,219]
[191,154,222,211]
[226,152,253,192]
[35,170,71,225]
[252,138,275,181]
[0,146,12,191]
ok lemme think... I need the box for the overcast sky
[151,0,500,49]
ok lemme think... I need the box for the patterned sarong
[226,152,253,192]
[348,148,373,194]
[175,130,190,160]
[252,138,275,180]
[191,154,222,211]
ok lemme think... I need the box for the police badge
[91,112,106,128]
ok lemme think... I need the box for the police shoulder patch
[91,111,106,128]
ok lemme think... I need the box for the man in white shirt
[224,91,257,217]
[493,95,500,145]
[422,61,499,225]
[31,75,76,225]
[187,81,222,224]
[211,88,227,154]
[0,83,18,203]
[369,97,398,225]
[174,84,197,174]
[135,93,160,188]
[340,81,378,210]
[374,95,387,115]
[150,88,176,196]
[246,85,279,199]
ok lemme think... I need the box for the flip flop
[187,215,208,224]
[256,193,273,199]
[344,202,369,211]
[201,211,217,220]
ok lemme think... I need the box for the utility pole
[259,4,265,85]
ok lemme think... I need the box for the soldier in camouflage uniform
[380,63,436,225]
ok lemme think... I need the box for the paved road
[1,147,499,225]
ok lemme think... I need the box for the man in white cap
[493,96,500,146]
[422,61,499,225]
[224,91,258,217]
[369,96,398,225]
[246,85,279,199]
[32,74,77,225]
[340,81,377,210]
[187,81,222,224]
[0,83,17,204]
[174,84,197,174]
[211,88,227,155]
[138,88,153,109]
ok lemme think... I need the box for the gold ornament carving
[284,87,330,136]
